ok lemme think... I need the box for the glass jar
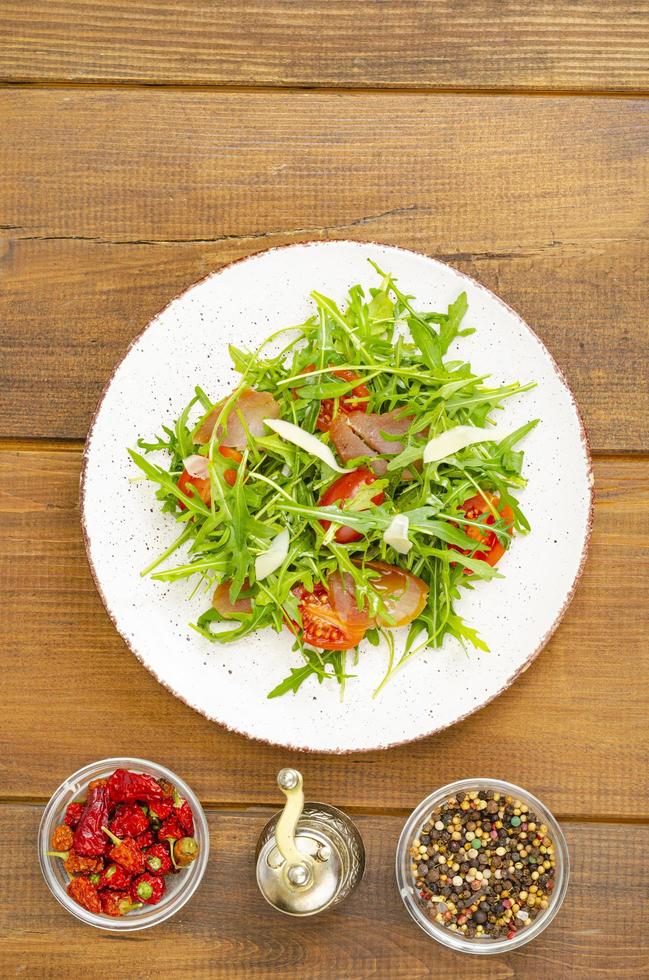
[39,757,209,931]
[396,778,569,954]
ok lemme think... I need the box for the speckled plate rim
[80,239,594,754]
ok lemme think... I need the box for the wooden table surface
[1,3,648,977]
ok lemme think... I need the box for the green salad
[130,262,537,699]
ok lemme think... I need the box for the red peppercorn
[507,929,517,940]
[109,803,150,839]
[63,802,85,828]
[100,890,142,917]
[98,862,132,891]
[158,816,184,842]
[131,872,165,906]
[67,876,101,914]
[144,843,172,876]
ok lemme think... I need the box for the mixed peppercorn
[410,789,557,941]
[48,768,200,918]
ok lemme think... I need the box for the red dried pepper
[173,837,200,868]
[135,829,155,849]
[63,802,85,828]
[109,803,150,839]
[51,824,74,851]
[67,876,102,914]
[103,827,145,875]
[148,798,174,822]
[158,815,184,843]
[48,848,104,875]
[131,872,165,906]
[157,777,176,799]
[144,843,172,876]
[100,890,142,917]
[106,769,164,805]
[73,786,110,856]
[98,862,132,891]
[176,800,194,836]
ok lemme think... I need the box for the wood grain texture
[1,1,649,92]
[1,91,648,447]
[1,451,647,814]
[1,238,648,450]
[1,806,647,978]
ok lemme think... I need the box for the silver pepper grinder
[255,768,365,916]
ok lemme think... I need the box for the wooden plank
[1,805,646,978]
[3,91,648,244]
[1,452,647,815]
[2,238,647,451]
[1,90,648,448]
[1,1,648,92]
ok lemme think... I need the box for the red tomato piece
[292,582,368,651]
[177,446,244,508]
[317,369,370,432]
[318,467,385,543]
[451,492,514,570]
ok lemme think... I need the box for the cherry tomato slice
[177,446,244,508]
[219,446,243,488]
[318,468,385,543]
[291,364,369,431]
[177,469,211,510]
[317,369,370,432]
[292,582,367,651]
[364,561,428,627]
[451,492,514,570]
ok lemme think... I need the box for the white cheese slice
[383,514,412,554]
[263,418,348,474]
[423,425,504,464]
[255,528,290,581]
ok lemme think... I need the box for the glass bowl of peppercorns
[396,778,569,954]
[38,757,210,930]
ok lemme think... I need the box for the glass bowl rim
[38,756,209,932]
[395,777,569,955]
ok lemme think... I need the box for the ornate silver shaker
[255,768,365,916]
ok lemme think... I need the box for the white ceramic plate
[81,241,592,752]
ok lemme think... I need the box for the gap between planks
[1,80,649,99]
[0,438,646,462]
[1,796,647,825]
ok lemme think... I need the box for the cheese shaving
[383,514,412,555]
[255,528,290,581]
[423,425,504,464]
[263,418,348,474]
